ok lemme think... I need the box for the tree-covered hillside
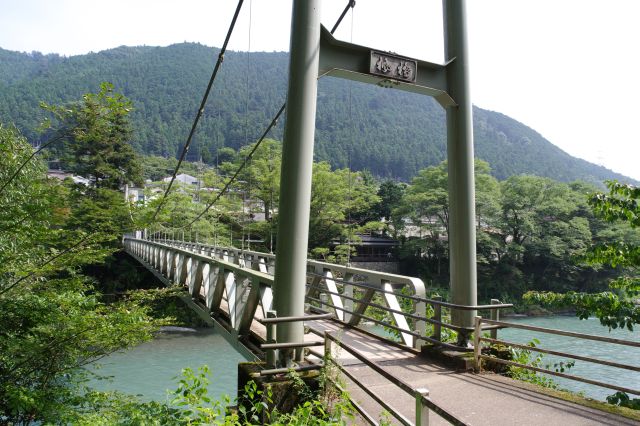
[0,43,633,184]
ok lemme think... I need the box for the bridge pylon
[273,0,322,366]
[274,0,478,364]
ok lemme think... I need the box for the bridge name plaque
[369,51,417,83]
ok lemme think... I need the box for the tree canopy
[42,81,142,190]
[0,124,156,423]
[524,181,640,330]
[0,44,634,185]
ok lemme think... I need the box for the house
[348,234,399,262]
[47,169,90,186]
[329,234,400,273]
[162,173,200,186]
[124,185,146,203]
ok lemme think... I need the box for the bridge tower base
[237,362,322,422]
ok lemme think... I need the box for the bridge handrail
[160,239,510,313]
[325,332,469,426]
[142,239,273,282]
[123,237,275,339]
[473,316,640,396]
[135,237,511,351]
[164,240,276,267]
[306,285,504,332]
[151,238,429,347]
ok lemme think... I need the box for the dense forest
[0,44,635,185]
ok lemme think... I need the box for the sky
[1,0,639,181]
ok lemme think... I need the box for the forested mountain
[0,43,633,184]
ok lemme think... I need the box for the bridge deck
[305,319,637,426]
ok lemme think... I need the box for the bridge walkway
[304,319,636,426]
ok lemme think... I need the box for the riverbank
[504,303,577,318]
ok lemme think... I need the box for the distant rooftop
[162,173,200,185]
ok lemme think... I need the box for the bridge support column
[273,0,321,365]
[444,0,477,345]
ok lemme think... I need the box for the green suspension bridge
[120,1,639,424]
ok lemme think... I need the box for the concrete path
[305,320,638,426]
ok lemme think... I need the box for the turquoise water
[88,317,638,404]
[88,328,248,403]
[500,316,640,401]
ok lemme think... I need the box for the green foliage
[0,45,634,184]
[523,291,640,331]
[234,139,281,222]
[0,124,156,423]
[590,181,640,227]
[523,181,640,330]
[506,339,560,389]
[309,162,379,250]
[69,365,354,425]
[391,160,622,299]
[42,82,142,189]
[126,287,209,327]
[373,180,405,222]
[171,365,240,424]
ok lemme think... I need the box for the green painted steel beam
[444,0,477,343]
[273,0,322,366]
[318,26,456,108]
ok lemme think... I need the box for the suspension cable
[150,0,245,222]
[331,0,356,35]
[346,4,355,266]
[243,0,253,251]
[3,1,357,293]
[182,0,357,230]
[0,128,75,197]
[184,102,286,228]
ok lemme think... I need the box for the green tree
[496,175,593,291]
[308,162,379,251]
[236,139,281,222]
[0,126,155,423]
[392,160,500,279]
[525,181,640,330]
[375,180,406,222]
[43,82,142,190]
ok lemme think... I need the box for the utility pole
[273,0,321,365]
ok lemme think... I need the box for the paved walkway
[306,320,637,426]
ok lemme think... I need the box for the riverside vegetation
[0,85,353,424]
[1,83,638,422]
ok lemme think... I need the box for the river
[89,327,248,403]
[501,315,640,401]
[90,316,637,404]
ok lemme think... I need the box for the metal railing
[125,237,512,351]
[257,311,333,372]
[304,268,511,351]
[474,316,640,396]
[123,238,275,338]
[324,332,469,426]
[143,238,512,351]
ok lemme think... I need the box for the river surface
[500,315,640,401]
[90,317,638,404]
[89,328,248,403]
